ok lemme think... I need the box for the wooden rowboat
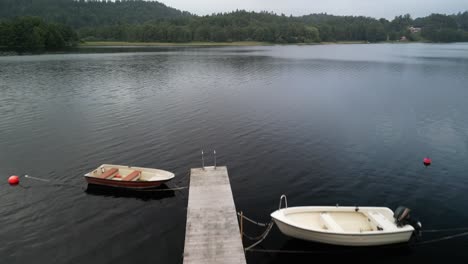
[84,164,175,189]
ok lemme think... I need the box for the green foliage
[365,23,386,42]
[0,21,11,46]
[407,32,422,42]
[76,10,322,44]
[45,24,66,48]
[413,13,467,42]
[0,17,78,49]
[390,14,413,32]
[414,14,457,29]
[10,17,47,49]
[422,27,464,42]
[388,31,399,41]
[0,1,467,44]
[301,14,387,42]
[0,0,188,28]
[457,12,468,31]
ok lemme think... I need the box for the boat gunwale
[84,164,175,182]
[83,175,173,184]
[84,176,171,189]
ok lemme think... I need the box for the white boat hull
[271,206,414,246]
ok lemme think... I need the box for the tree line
[78,10,468,43]
[79,11,321,43]
[0,17,78,49]
[1,0,468,49]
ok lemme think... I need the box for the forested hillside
[1,0,468,47]
[78,11,321,43]
[78,10,468,43]
[0,0,188,28]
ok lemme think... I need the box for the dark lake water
[1,43,468,263]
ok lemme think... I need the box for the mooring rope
[24,174,187,192]
[238,212,468,253]
[237,211,275,249]
[244,221,275,251]
[243,222,276,241]
[246,248,356,254]
[24,175,51,182]
[423,227,468,233]
[416,231,468,245]
[242,232,266,241]
[237,212,269,227]
[24,175,84,188]
[245,231,468,254]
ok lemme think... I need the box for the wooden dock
[183,166,246,264]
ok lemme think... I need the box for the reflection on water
[248,237,415,264]
[85,184,176,201]
[1,43,468,263]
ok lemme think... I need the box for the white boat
[271,196,421,246]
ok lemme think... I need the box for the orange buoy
[423,157,432,166]
[8,175,19,185]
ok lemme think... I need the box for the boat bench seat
[367,212,395,231]
[98,168,118,179]
[320,212,344,232]
[122,170,141,181]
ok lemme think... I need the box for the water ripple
[1,44,468,263]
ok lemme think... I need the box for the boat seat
[367,212,396,231]
[320,212,344,232]
[98,168,118,179]
[122,170,141,181]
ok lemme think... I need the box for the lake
[1,43,468,263]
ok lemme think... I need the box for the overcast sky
[160,0,468,19]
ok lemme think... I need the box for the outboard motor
[394,206,422,236]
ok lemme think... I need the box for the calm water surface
[1,43,468,263]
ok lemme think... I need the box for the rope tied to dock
[237,211,275,250]
[237,212,468,254]
[237,212,269,227]
[244,221,275,251]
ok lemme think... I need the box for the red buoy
[8,175,20,185]
[423,157,432,166]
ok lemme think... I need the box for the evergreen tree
[0,1,467,45]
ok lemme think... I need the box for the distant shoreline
[0,40,443,55]
[76,40,441,47]
[79,41,376,47]
[79,41,272,47]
